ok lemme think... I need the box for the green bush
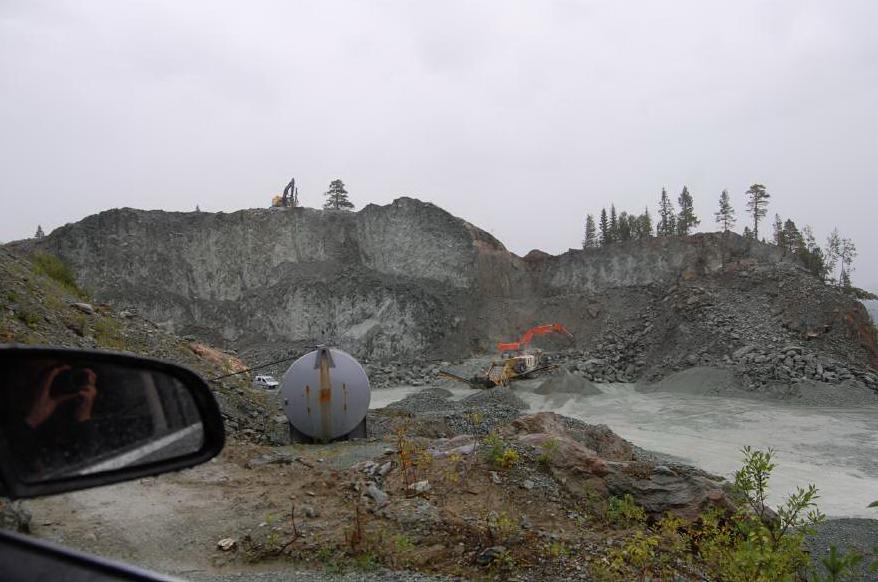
[483,432,519,469]
[606,494,647,527]
[695,447,824,581]
[93,318,123,349]
[31,252,82,296]
[16,308,41,329]
[537,437,559,466]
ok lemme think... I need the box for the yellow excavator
[441,323,575,387]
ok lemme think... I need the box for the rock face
[507,412,734,521]
[35,198,878,379]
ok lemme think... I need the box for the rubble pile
[370,387,527,438]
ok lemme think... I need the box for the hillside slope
[0,247,278,441]
[27,198,878,388]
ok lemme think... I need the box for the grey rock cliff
[35,198,877,375]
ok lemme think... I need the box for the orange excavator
[496,323,575,354]
[441,323,576,387]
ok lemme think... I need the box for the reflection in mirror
[0,355,204,483]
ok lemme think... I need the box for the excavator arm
[496,323,575,353]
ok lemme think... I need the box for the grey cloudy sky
[2,1,876,290]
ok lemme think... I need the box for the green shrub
[483,432,519,469]
[31,251,82,297]
[16,308,41,329]
[694,447,824,581]
[392,533,414,552]
[94,318,123,349]
[606,494,647,527]
[537,437,559,466]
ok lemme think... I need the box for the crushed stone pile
[370,386,528,438]
[639,365,878,407]
[637,367,743,396]
[534,370,603,395]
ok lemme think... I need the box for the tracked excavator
[441,323,575,387]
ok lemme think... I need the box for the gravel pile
[383,386,527,436]
[638,367,742,396]
[639,365,878,406]
[535,370,603,395]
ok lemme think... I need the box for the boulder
[604,469,734,521]
[518,432,609,477]
[508,412,634,461]
[507,412,729,521]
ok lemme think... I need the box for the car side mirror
[0,346,224,499]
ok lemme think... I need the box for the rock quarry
[32,197,877,392]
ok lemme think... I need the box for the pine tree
[582,214,597,249]
[745,183,770,240]
[637,207,653,240]
[772,214,784,247]
[676,186,699,235]
[609,204,618,243]
[599,208,610,246]
[714,190,735,232]
[195,204,201,212]
[323,179,354,210]
[743,225,753,239]
[781,219,802,255]
[800,225,827,280]
[657,188,676,236]
[617,211,632,242]
[34,225,45,239]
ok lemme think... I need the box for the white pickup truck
[252,375,279,390]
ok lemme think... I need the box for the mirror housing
[0,345,225,499]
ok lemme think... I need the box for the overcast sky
[2,1,876,290]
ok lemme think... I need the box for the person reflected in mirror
[11,362,102,480]
[24,364,98,429]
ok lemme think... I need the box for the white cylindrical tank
[280,347,370,442]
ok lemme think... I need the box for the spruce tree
[617,211,632,242]
[676,186,699,235]
[34,225,45,239]
[657,188,676,236]
[583,214,597,249]
[743,225,753,239]
[800,225,827,280]
[323,179,354,210]
[782,219,802,255]
[599,208,610,246]
[714,189,735,232]
[609,204,618,243]
[744,183,770,240]
[637,207,653,240]
[772,214,784,246]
